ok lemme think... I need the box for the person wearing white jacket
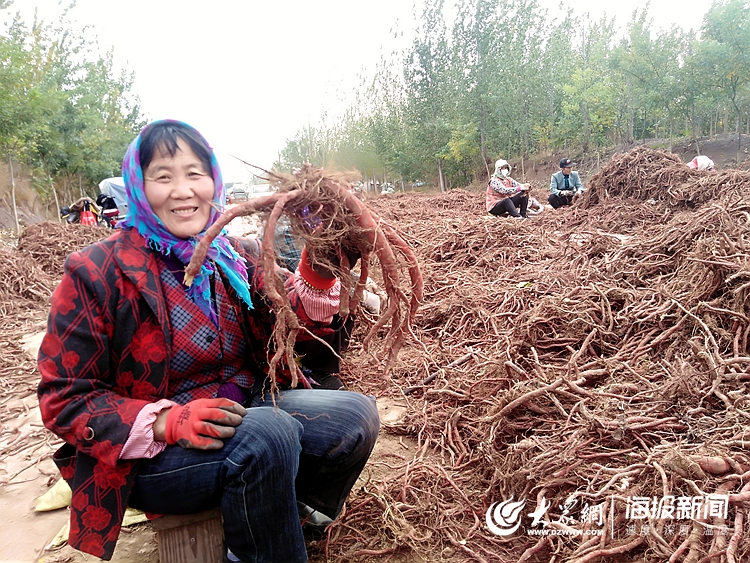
[687,155,715,171]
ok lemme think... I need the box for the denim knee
[355,394,380,450]
[225,407,304,469]
[332,392,380,460]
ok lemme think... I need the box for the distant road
[248,184,273,198]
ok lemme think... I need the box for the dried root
[184,163,423,388]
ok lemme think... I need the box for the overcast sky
[18,0,712,181]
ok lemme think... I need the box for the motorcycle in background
[96,193,121,227]
[60,197,110,227]
[60,175,127,228]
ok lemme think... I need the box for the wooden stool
[151,508,224,563]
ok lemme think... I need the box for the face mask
[501,169,509,177]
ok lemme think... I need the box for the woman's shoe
[297,501,333,540]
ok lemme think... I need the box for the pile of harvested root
[313,148,750,563]
[0,222,111,402]
[16,221,110,278]
[6,147,750,562]
[1,222,108,321]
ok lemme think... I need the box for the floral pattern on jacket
[37,228,324,559]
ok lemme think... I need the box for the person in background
[549,157,585,209]
[267,212,382,391]
[37,120,379,563]
[687,155,716,171]
[486,159,530,219]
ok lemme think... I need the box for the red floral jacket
[37,229,327,560]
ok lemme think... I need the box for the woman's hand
[159,398,247,450]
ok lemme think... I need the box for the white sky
[17,0,711,181]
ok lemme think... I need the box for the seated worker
[486,159,530,218]
[267,216,381,390]
[37,120,380,563]
[549,157,585,209]
[687,155,716,171]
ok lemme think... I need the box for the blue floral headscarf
[118,119,253,322]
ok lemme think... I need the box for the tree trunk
[724,106,729,134]
[8,152,19,235]
[626,75,634,144]
[628,110,634,144]
[690,103,701,154]
[583,102,591,151]
[437,158,445,193]
[731,93,742,164]
[738,118,742,165]
[480,107,490,179]
[51,177,61,222]
[669,116,673,152]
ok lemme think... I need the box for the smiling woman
[36,119,380,563]
[142,136,216,239]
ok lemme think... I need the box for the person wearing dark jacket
[549,157,585,209]
[37,120,379,563]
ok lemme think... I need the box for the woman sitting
[486,159,529,219]
[37,120,379,563]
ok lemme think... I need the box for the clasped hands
[161,398,247,450]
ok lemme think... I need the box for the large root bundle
[580,146,702,208]
[0,247,58,305]
[185,164,423,389]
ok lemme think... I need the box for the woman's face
[143,138,215,238]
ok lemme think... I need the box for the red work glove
[164,398,246,450]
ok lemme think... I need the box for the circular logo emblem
[486,498,526,536]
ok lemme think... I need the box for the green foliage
[276,0,750,186]
[700,0,750,137]
[0,3,143,203]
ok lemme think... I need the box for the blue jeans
[128,390,379,563]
